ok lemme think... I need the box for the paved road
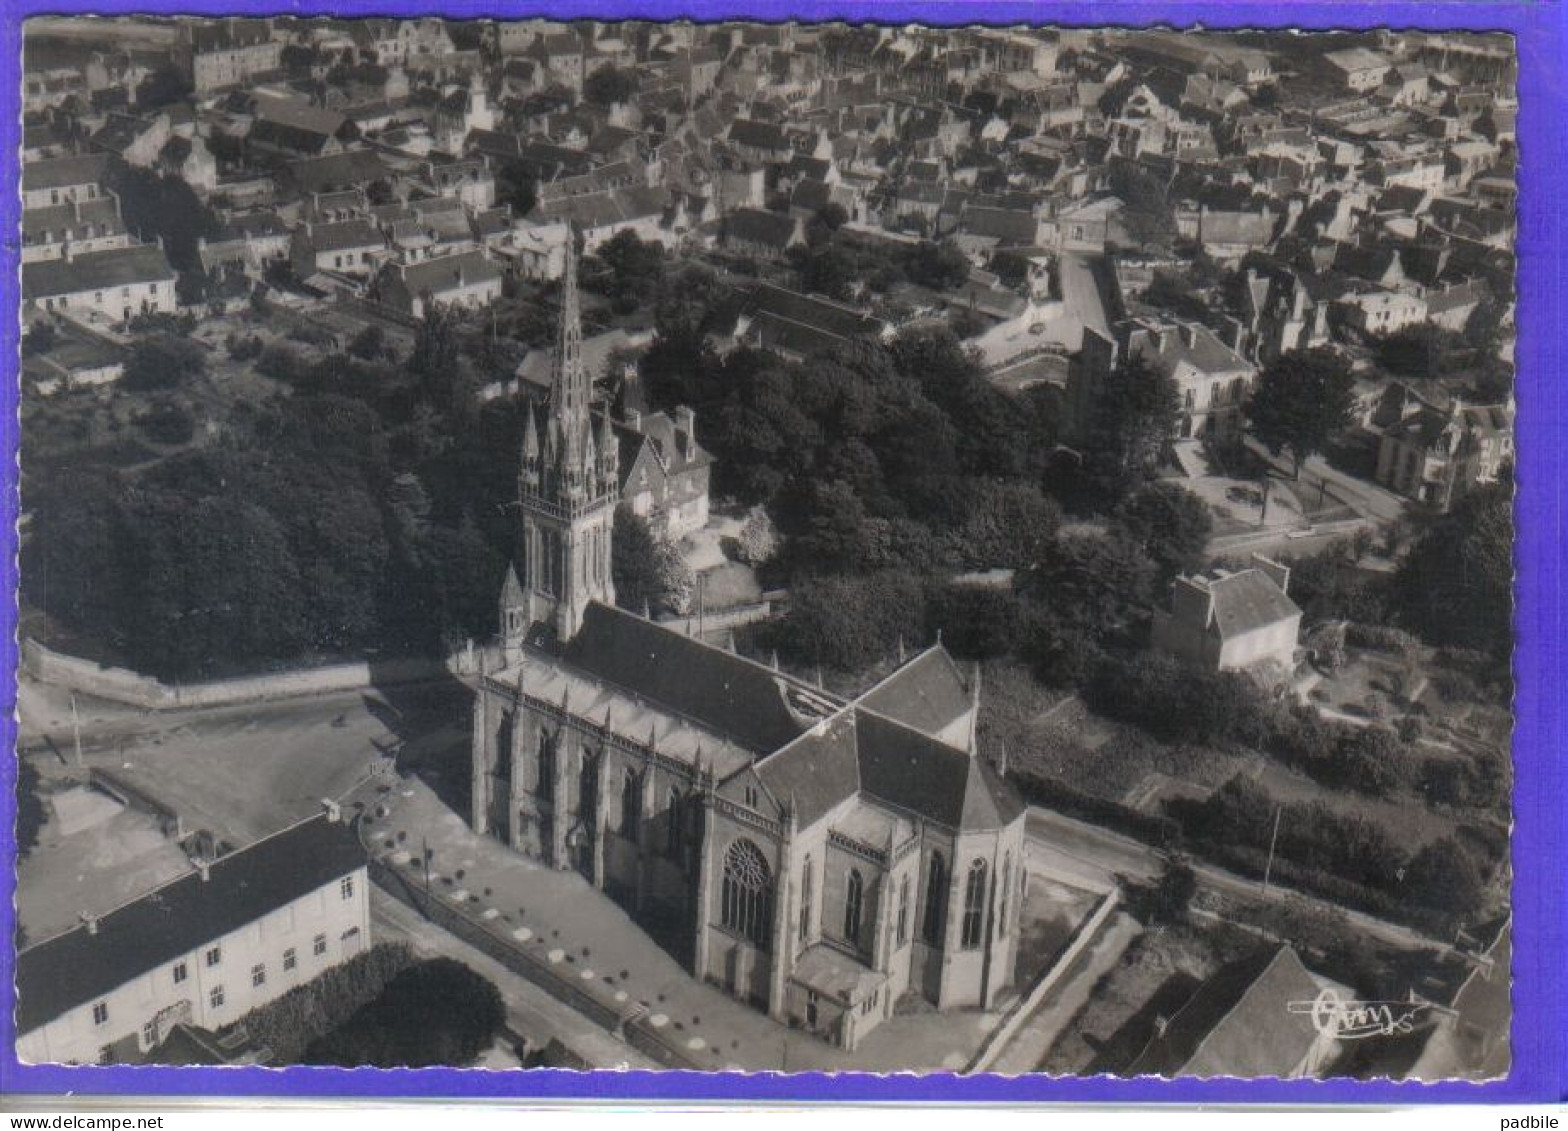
[371,888,659,1070]
[1025,807,1450,955]
[1243,437,1409,525]
[986,911,1141,1075]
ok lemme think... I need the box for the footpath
[352,776,1012,1073]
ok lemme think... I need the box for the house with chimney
[1070,318,1256,445]
[613,406,713,538]
[1151,556,1302,677]
[371,250,504,320]
[15,809,368,1066]
[1375,392,1513,511]
[22,244,178,324]
[1118,946,1346,1078]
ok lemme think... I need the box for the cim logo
[1287,989,1435,1040]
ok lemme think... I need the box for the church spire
[551,229,592,480]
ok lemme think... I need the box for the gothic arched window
[896,874,911,947]
[922,851,947,946]
[961,858,988,950]
[621,770,642,840]
[535,732,555,797]
[665,788,683,857]
[798,855,813,942]
[999,853,1012,934]
[721,838,773,949]
[843,869,864,944]
[578,749,598,816]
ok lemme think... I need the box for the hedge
[1008,769,1184,850]
[230,942,415,1065]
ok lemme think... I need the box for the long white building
[15,809,369,1066]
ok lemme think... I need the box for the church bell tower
[505,231,618,645]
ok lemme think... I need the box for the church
[469,237,1029,1051]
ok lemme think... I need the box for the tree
[1114,482,1213,583]
[134,66,192,109]
[583,65,637,107]
[1394,482,1512,660]
[957,481,1060,570]
[902,239,971,291]
[106,162,222,272]
[612,506,690,616]
[925,582,1023,659]
[1022,530,1156,644]
[790,242,856,302]
[349,324,388,361]
[303,958,505,1068]
[734,505,780,567]
[771,570,925,671]
[21,321,56,357]
[1247,348,1357,478]
[586,229,666,311]
[494,160,538,217]
[122,335,207,391]
[988,250,1032,289]
[1106,158,1176,249]
[1404,837,1485,915]
[1086,355,1181,495]
[15,758,45,861]
[1138,859,1197,925]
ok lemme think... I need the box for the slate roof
[15,814,364,1035]
[393,250,502,294]
[1123,320,1252,377]
[854,710,1023,830]
[1188,567,1301,640]
[283,150,390,194]
[22,196,124,239]
[755,711,863,826]
[561,602,838,755]
[856,647,973,741]
[303,219,384,253]
[23,245,176,300]
[728,118,791,153]
[22,154,109,193]
[746,282,886,343]
[724,207,800,251]
[1124,946,1327,1078]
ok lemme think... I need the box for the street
[1025,807,1452,955]
[370,888,659,1070]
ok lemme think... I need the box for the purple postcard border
[0,0,1563,1106]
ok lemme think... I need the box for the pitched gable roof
[561,602,838,755]
[856,646,973,740]
[1125,946,1328,1078]
[1204,568,1301,639]
[853,710,1021,830]
[15,814,364,1035]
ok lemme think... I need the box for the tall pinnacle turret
[503,223,617,644]
[551,231,593,481]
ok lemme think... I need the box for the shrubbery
[232,942,414,1065]
[302,957,506,1068]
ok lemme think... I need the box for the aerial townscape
[14,18,1513,1079]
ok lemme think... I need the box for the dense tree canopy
[303,959,505,1068]
[1393,482,1512,661]
[1246,348,1357,478]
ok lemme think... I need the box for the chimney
[196,859,210,882]
[1251,553,1291,596]
[79,911,99,935]
[675,405,696,444]
[322,798,342,823]
[625,408,642,431]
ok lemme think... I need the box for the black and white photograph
[12,17,1515,1081]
